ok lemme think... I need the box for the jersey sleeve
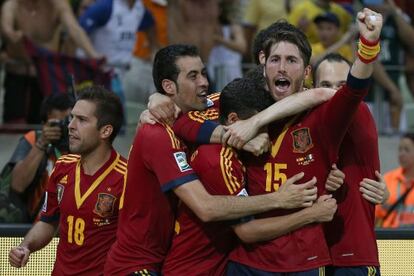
[140,124,198,192]
[39,163,62,223]
[316,73,371,163]
[79,0,113,34]
[172,93,221,144]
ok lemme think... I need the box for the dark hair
[313,53,351,85]
[153,44,199,94]
[40,93,75,123]
[263,22,312,66]
[219,78,268,124]
[76,86,124,143]
[244,65,275,108]
[402,133,414,143]
[252,20,305,65]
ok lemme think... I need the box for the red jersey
[40,149,126,276]
[229,75,370,272]
[324,103,380,267]
[163,144,247,275]
[173,92,220,144]
[104,123,198,275]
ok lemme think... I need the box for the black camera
[49,116,70,151]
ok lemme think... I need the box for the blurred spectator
[168,0,220,62]
[0,0,100,124]
[241,0,305,61]
[363,0,414,133]
[376,133,414,228]
[288,0,352,44]
[123,0,167,119]
[8,93,74,223]
[78,0,157,121]
[310,12,356,65]
[207,0,247,91]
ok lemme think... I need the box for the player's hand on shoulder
[325,164,345,192]
[148,92,178,125]
[223,117,261,149]
[277,172,317,209]
[9,246,30,268]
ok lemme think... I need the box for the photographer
[8,93,73,223]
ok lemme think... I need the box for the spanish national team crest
[94,193,116,218]
[56,184,65,204]
[291,128,313,153]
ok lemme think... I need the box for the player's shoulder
[139,122,182,147]
[113,153,127,177]
[55,154,80,166]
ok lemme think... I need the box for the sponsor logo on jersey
[291,128,313,153]
[174,152,192,172]
[57,184,65,204]
[94,193,116,218]
[296,154,315,166]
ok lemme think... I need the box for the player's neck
[80,144,112,175]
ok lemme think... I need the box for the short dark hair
[76,86,124,143]
[153,44,199,94]
[313,53,351,84]
[40,93,75,123]
[263,22,312,66]
[219,78,268,124]
[252,20,299,65]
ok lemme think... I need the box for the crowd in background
[0,0,413,228]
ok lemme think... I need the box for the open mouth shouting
[271,77,292,99]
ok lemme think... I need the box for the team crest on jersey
[174,152,192,172]
[93,193,116,218]
[291,128,313,153]
[56,184,65,204]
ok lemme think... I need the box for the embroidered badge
[57,184,65,204]
[296,154,315,166]
[174,152,192,172]
[93,193,116,218]
[291,128,313,153]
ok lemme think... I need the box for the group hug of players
[9,7,387,276]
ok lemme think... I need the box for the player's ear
[227,112,240,124]
[100,125,113,140]
[162,79,176,96]
[304,65,312,81]
[259,50,266,65]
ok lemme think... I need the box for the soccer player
[313,53,387,275]
[8,86,126,275]
[104,44,320,276]
[226,8,384,274]
[162,77,338,276]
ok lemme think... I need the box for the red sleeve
[140,124,198,192]
[40,163,62,223]
[316,74,371,162]
[173,93,221,144]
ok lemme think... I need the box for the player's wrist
[357,35,380,64]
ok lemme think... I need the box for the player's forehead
[71,100,96,118]
[176,56,204,75]
[269,41,302,59]
[316,60,349,83]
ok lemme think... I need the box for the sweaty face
[264,41,310,101]
[315,60,350,91]
[398,138,414,170]
[68,100,101,155]
[173,56,209,113]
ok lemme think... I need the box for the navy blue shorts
[226,261,326,276]
[325,266,381,276]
